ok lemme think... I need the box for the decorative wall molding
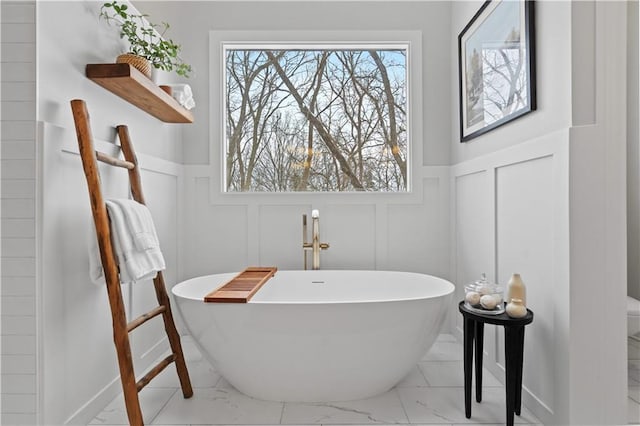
[39,122,183,425]
[450,128,570,424]
[180,165,452,278]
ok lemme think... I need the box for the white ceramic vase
[506,298,527,318]
[506,273,526,305]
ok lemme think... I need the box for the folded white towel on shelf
[89,199,166,285]
[166,83,196,110]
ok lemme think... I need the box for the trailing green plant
[100,1,192,77]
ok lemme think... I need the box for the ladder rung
[127,305,166,332]
[136,354,176,392]
[96,150,135,169]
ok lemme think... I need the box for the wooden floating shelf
[86,63,194,123]
[204,267,278,303]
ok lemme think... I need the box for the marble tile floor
[89,334,542,426]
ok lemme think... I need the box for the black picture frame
[458,0,536,142]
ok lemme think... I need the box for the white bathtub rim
[172,269,455,305]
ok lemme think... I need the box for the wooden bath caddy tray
[204,267,277,303]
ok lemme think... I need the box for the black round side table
[458,301,533,426]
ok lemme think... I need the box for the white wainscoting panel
[495,155,556,412]
[259,204,314,270]
[453,170,496,353]
[322,204,377,270]
[182,175,249,278]
[454,170,492,321]
[181,170,451,280]
[130,168,180,366]
[40,122,183,425]
[387,178,446,276]
[451,129,570,423]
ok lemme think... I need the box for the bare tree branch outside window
[223,47,408,192]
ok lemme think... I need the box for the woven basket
[116,53,152,79]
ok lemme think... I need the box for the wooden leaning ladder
[70,99,193,425]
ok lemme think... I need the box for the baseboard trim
[64,337,170,425]
[64,375,122,426]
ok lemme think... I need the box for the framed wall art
[458,0,536,142]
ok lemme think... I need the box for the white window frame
[209,30,423,204]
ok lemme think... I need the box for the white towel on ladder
[108,198,160,252]
[89,199,166,285]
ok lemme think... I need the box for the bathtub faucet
[302,210,330,270]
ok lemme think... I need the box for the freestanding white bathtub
[172,270,454,402]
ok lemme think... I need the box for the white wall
[143,2,629,424]
[37,1,183,162]
[39,124,183,425]
[451,1,627,425]
[138,2,456,317]
[33,2,186,424]
[628,0,640,300]
[452,130,570,424]
[139,1,453,167]
[2,1,629,424]
[567,2,627,423]
[1,1,456,423]
[450,1,572,161]
[1,2,38,425]
[450,4,572,423]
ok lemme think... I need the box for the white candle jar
[464,273,505,315]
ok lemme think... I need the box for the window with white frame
[222,44,409,193]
